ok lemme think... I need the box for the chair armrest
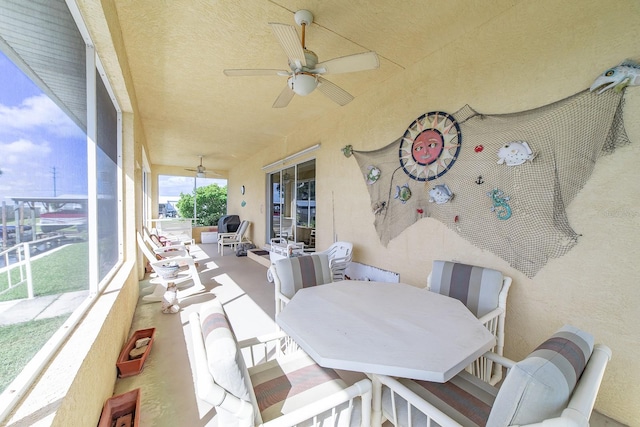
[277,294,292,305]
[477,307,503,326]
[237,331,289,348]
[159,235,181,243]
[287,242,304,250]
[372,374,461,427]
[189,312,255,424]
[151,256,194,265]
[154,244,187,251]
[238,331,291,366]
[218,232,237,240]
[262,378,372,427]
[155,241,187,249]
[482,350,515,370]
[154,247,188,257]
[329,255,351,266]
[560,344,611,425]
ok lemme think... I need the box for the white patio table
[276,280,496,426]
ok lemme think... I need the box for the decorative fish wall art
[349,60,635,277]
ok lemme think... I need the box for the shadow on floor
[114,243,281,426]
[113,243,626,427]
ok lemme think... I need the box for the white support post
[24,243,33,299]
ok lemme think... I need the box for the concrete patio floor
[112,242,625,427]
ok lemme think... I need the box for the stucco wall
[232,0,640,423]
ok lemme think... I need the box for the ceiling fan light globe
[288,73,317,96]
[196,172,205,178]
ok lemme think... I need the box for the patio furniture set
[189,255,612,426]
[137,225,610,426]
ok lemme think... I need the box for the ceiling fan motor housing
[222,8,379,108]
[289,50,318,73]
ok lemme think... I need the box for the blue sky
[0,50,226,206]
[158,175,227,204]
[0,51,87,203]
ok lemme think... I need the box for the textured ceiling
[112,0,516,175]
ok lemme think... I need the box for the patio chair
[427,260,512,385]
[136,232,203,302]
[190,299,372,427]
[155,218,194,245]
[143,226,188,257]
[218,220,250,255]
[373,325,611,427]
[319,241,353,281]
[308,228,316,250]
[270,253,332,317]
[273,216,295,241]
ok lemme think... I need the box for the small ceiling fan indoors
[223,9,379,108]
[186,156,207,178]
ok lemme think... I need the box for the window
[0,0,122,418]
[157,174,228,226]
[96,68,120,280]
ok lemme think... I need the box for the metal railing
[0,236,64,299]
[0,242,33,298]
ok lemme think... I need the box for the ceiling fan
[185,156,208,178]
[223,9,379,108]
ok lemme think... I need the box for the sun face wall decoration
[348,81,632,277]
[399,111,462,182]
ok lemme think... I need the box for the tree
[176,183,227,227]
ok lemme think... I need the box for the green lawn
[0,314,69,392]
[0,241,89,301]
[0,241,89,393]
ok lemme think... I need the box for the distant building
[159,201,177,218]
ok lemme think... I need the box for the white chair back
[235,220,249,240]
[427,260,512,385]
[271,253,332,317]
[320,241,353,281]
[136,232,158,263]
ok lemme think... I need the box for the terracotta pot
[98,388,141,427]
[116,328,155,378]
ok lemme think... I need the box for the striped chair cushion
[382,370,498,427]
[199,299,261,425]
[249,351,360,426]
[487,325,594,426]
[275,253,332,300]
[430,261,503,318]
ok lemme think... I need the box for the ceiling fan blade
[269,23,306,68]
[316,77,354,106]
[223,69,288,77]
[272,84,295,108]
[315,52,379,75]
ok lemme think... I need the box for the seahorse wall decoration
[487,188,511,220]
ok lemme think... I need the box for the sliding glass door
[267,159,315,245]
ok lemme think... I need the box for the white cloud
[0,138,51,166]
[0,94,83,137]
[159,175,227,199]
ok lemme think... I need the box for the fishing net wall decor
[351,89,629,277]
